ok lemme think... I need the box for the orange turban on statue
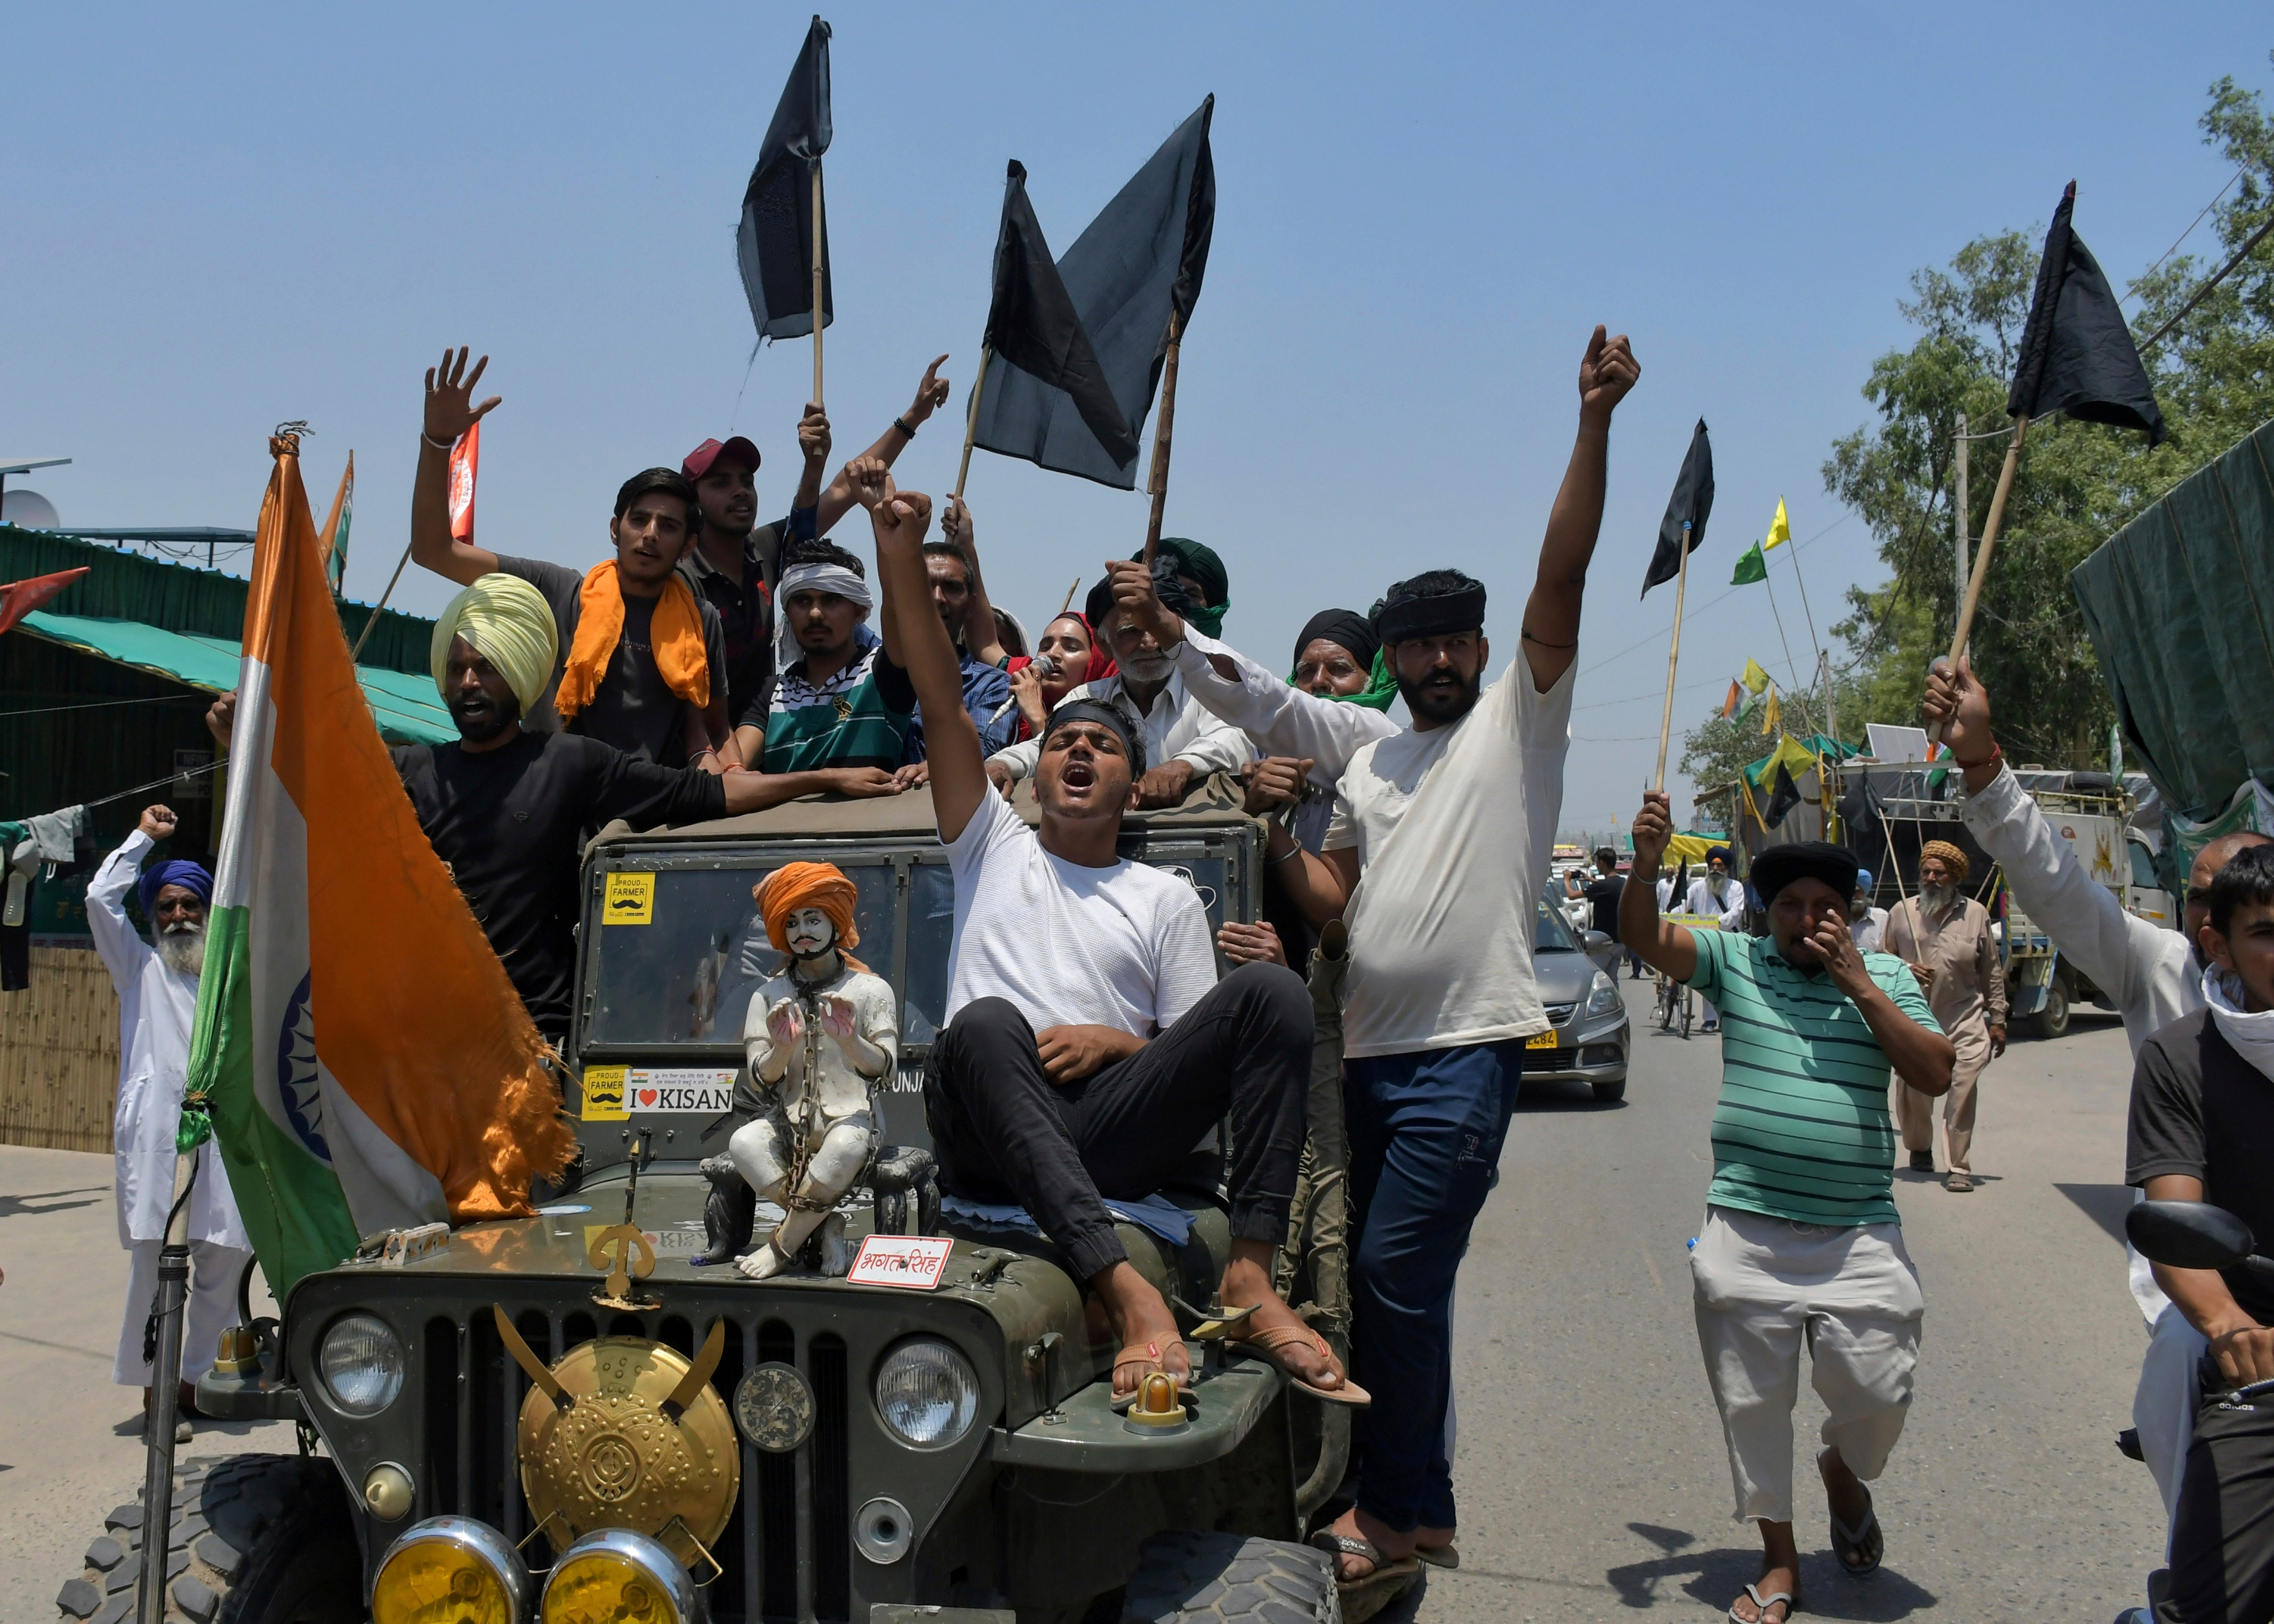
[754,862,867,972]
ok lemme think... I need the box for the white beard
[155,924,205,980]
[1919,881,1957,913]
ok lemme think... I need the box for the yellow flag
[1764,496,1791,550]
[1742,657,1772,694]
[1760,686,1781,736]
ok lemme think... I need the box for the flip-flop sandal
[1230,1322,1372,1406]
[1727,1582,1800,1623]
[1108,1341,1193,1414]
[1728,1574,1801,1610]
[1307,1533,1421,1624]
[1828,1490,1882,1577]
[1414,1542,1459,1570]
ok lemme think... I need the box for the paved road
[1399,981,2164,1624]
[0,981,2164,1623]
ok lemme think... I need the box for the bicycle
[1654,968,1692,1039]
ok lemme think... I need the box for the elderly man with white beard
[85,805,252,1442]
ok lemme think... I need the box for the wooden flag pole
[954,346,993,502]
[1143,308,1187,568]
[1653,522,1692,792]
[1928,414,2029,744]
[1057,577,1080,616]
[810,161,826,408]
[350,541,413,663]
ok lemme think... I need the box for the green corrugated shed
[2071,419,2274,821]
[0,522,432,675]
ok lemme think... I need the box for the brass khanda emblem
[590,1125,662,1310]
[513,1324,740,1575]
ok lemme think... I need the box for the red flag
[448,420,480,541]
[0,566,89,636]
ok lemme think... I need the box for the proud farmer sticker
[602,872,655,924]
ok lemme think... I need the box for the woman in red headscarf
[943,495,1117,744]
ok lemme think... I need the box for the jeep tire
[56,1454,361,1624]
[1121,1529,1340,1624]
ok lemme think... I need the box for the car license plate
[1525,1030,1559,1050]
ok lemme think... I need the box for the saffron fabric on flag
[0,566,88,635]
[316,453,354,596]
[448,422,479,542]
[1764,496,1791,550]
[1722,680,1742,720]
[187,435,572,1296]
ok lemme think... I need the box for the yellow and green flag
[1765,496,1791,549]
[1730,541,1767,585]
[1741,657,1772,694]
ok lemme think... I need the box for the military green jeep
[61,787,1347,1624]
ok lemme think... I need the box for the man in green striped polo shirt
[1621,793,1953,1624]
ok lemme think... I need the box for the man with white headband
[752,540,924,775]
[207,573,898,1041]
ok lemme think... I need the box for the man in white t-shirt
[847,455,1354,1410]
[1254,324,1640,1588]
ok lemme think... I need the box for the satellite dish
[1,488,61,529]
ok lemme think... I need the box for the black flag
[972,96,1216,489]
[2007,182,2165,444]
[981,163,1139,467]
[737,15,832,343]
[1641,419,1714,597]
[1765,762,1804,829]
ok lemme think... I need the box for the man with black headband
[1249,326,1638,1592]
[1622,798,1952,1624]
[847,455,1355,1418]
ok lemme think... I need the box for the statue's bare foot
[737,1242,789,1280]
[818,1215,852,1277]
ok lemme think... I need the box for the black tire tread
[1122,1530,1340,1624]
[56,1454,360,1624]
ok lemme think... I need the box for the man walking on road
[1881,840,2005,1192]
[1923,656,2270,1537]
[1264,325,1640,1612]
[1620,807,1953,1624]
[1688,846,1746,1032]
[85,806,252,1442]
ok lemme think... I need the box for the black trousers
[924,961,1312,1282]
[2157,1371,2274,1624]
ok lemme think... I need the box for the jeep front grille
[419,1304,852,1624]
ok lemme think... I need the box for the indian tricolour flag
[186,433,572,1295]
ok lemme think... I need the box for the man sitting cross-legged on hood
[847,455,1359,1407]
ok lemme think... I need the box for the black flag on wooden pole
[737,15,832,343]
[971,96,1215,489]
[2007,181,2165,443]
[1641,419,1714,597]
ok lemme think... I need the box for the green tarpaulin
[2071,419,2274,821]
[20,610,452,744]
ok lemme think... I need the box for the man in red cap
[684,356,953,765]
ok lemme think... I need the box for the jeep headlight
[874,1337,979,1448]
[318,1311,405,1416]
[542,1529,697,1624]
[1585,969,1622,1018]
[372,1517,528,1624]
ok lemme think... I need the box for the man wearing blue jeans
[1270,326,1639,1610]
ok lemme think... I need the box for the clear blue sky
[7,5,2266,831]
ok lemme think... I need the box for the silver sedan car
[1524,892,1631,1103]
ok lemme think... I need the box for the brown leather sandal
[1230,1322,1370,1406]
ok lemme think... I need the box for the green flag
[1731,541,1767,585]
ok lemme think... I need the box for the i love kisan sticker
[625,1068,737,1114]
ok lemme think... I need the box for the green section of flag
[188,903,358,1297]
[1731,541,1767,584]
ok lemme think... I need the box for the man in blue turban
[86,805,248,1442]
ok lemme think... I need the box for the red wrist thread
[1951,740,2002,771]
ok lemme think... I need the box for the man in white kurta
[1686,851,1748,1033]
[86,806,252,1429]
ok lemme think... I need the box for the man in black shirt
[2129,842,2274,1624]
[1580,847,1641,978]
[208,574,899,1039]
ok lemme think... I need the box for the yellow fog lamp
[541,1528,699,1624]
[371,1516,530,1624]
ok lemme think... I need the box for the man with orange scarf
[728,861,898,1279]
[410,346,731,769]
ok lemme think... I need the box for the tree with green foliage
[1683,58,2274,778]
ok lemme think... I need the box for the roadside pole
[1954,410,1970,617]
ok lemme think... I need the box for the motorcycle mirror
[2126,1200,2257,1271]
